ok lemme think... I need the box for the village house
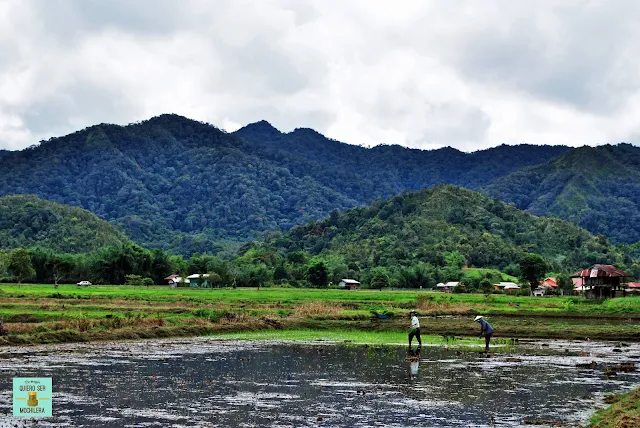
[163,274,189,288]
[571,264,632,299]
[436,281,461,293]
[533,277,558,296]
[187,273,212,288]
[494,282,521,293]
[338,279,360,290]
[626,281,640,293]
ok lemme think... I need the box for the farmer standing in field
[475,316,493,352]
[409,310,421,347]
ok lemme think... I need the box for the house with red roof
[626,282,640,293]
[571,264,632,298]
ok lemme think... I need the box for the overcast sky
[1,0,640,152]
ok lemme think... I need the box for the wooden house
[163,274,189,288]
[533,277,558,296]
[494,282,521,294]
[436,282,460,293]
[339,279,360,290]
[571,264,632,298]
[626,282,640,293]
[187,273,212,288]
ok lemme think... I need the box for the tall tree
[0,250,7,278]
[47,254,75,288]
[556,274,575,296]
[519,253,547,292]
[8,248,35,284]
[306,261,328,287]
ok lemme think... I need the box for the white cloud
[1,0,639,151]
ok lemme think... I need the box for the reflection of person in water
[408,310,421,347]
[407,346,421,380]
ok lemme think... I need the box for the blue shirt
[478,319,494,335]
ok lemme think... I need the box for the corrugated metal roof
[571,264,632,278]
[495,282,520,288]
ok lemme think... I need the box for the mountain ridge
[0,114,602,254]
[483,143,640,243]
[254,185,625,275]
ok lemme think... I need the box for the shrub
[452,285,468,293]
[125,275,144,286]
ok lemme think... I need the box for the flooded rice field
[0,337,639,427]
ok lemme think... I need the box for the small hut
[339,279,360,290]
[571,264,632,299]
[187,273,212,288]
[164,274,189,288]
[436,282,460,293]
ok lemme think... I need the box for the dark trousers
[484,333,492,351]
[409,328,421,346]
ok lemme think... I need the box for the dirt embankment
[588,387,640,428]
[2,315,640,346]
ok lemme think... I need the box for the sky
[1,0,640,152]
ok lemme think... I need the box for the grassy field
[461,267,518,282]
[589,387,640,427]
[0,284,639,345]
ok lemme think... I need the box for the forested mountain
[0,114,568,254]
[483,144,640,244]
[0,195,131,253]
[262,185,626,275]
[234,121,570,197]
[0,115,360,254]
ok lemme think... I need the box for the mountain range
[0,114,638,254]
[484,144,640,244]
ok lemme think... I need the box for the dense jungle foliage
[1,186,638,289]
[0,195,131,253]
[484,144,640,244]
[235,186,640,289]
[0,114,567,254]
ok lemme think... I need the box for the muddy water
[0,338,639,427]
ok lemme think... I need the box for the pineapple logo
[13,378,52,418]
[27,392,39,407]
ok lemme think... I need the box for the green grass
[1,284,640,346]
[461,267,518,282]
[589,387,640,427]
[3,284,640,314]
[210,329,518,349]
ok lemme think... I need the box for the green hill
[0,115,568,254]
[483,144,640,244]
[268,185,624,273]
[0,195,132,253]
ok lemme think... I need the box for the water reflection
[407,346,421,381]
[0,338,637,427]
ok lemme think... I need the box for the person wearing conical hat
[408,310,421,348]
[474,316,494,352]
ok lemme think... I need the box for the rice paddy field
[0,284,639,346]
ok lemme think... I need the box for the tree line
[1,242,638,293]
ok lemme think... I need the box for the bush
[143,278,154,286]
[453,284,468,293]
[479,278,494,294]
[125,275,144,286]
